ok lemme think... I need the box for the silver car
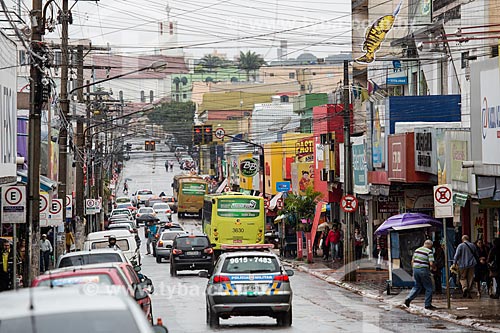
[155,230,187,263]
[203,250,294,327]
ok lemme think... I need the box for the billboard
[352,136,369,194]
[291,162,314,196]
[414,128,437,174]
[480,68,500,164]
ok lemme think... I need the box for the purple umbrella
[375,212,442,235]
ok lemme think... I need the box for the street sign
[49,198,63,226]
[40,192,50,227]
[341,194,358,213]
[1,186,26,224]
[240,158,259,177]
[85,199,97,215]
[66,194,73,218]
[215,127,225,139]
[434,184,453,218]
[276,181,291,192]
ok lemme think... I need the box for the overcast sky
[10,0,352,60]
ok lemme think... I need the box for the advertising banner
[371,100,386,168]
[291,162,314,195]
[450,140,468,182]
[352,136,369,194]
[217,198,261,218]
[480,68,500,164]
[388,135,406,181]
[181,183,207,196]
[414,128,437,174]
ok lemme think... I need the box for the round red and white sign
[341,194,358,213]
[435,186,452,204]
[4,187,22,206]
[50,200,62,214]
[40,195,49,212]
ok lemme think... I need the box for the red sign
[435,186,452,204]
[341,194,358,213]
[305,232,313,263]
[296,231,303,259]
[387,133,432,183]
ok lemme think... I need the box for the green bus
[202,193,265,253]
[173,174,208,218]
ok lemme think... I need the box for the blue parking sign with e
[276,182,291,192]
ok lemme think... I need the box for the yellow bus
[202,193,265,253]
[172,174,208,218]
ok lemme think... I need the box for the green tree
[147,101,196,148]
[237,51,266,81]
[279,186,323,232]
[200,54,224,72]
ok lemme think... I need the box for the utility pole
[58,0,70,226]
[342,60,355,282]
[26,0,45,285]
[75,45,85,221]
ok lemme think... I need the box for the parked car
[110,208,134,221]
[136,207,157,225]
[33,262,154,322]
[203,248,294,327]
[56,249,129,268]
[170,233,214,276]
[83,230,140,263]
[0,286,166,333]
[161,195,178,213]
[152,203,172,222]
[155,230,187,263]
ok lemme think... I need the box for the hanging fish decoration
[355,0,403,64]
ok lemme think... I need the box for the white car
[132,189,154,207]
[155,230,187,263]
[83,230,140,264]
[110,208,133,221]
[0,287,167,333]
[152,203,172,222]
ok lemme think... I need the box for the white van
[83,230,139,263]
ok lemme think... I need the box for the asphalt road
[120,144,477,333]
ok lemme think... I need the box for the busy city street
[123,145,477,333]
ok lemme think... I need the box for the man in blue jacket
[453,235,478,298]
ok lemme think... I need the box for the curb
[285,260,500,333]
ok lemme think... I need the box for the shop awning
[17,170,57,192]
[268,192,283,210]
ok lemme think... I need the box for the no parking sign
[49,199,63,226]
[1,186,26,224]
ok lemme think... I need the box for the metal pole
[342,60,355,282]
[26,0,44,285]
[261,146,266,199]
[53,225,57,266]
[58,0,70,225]
[443,218,451,309]
[12,226,17,290]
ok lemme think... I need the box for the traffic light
[203,125,213,144]
[145,140,156,151]
[193,126,203,145]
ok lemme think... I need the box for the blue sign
[386,76,408,85]
[276,181,291,192]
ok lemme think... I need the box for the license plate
[186,251,199,255]
[239,284,261,293]
[233,239,242,243]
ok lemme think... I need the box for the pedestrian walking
[488,238,500,299]
[165,160,169,172]
[39,234,53,273]
[325,225,341,262]
[432,240,445,294]
[321,226,330,260]
[65,225,75,253]
[404,239,437,310]
[146,221,159,255]
[0,241,14,292]
[453,235,478,298]
[354,227,365,261]
[123,181,129,195]
[169,161,174,172]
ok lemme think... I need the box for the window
[492,45,499,58]
[91,240,130,251]
[288,72,295,79]
[269,73,275,77]
[221,256,280,273]
[36,274,114,287]
[58,253,123,268]
[119,90,123,102]
[461,51,469,69]
[161,232,184,241]
[183,93,187,99]
[175,82,180,92]
[176,236,209,249]
[140,90,145,102]
[149,90,154,103]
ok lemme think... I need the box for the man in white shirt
[40,234,53,272]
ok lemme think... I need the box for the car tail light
[158,241,164,247]
[155,234,160,239]
[273,275,289,282]
[204,248,213,255]
[136,213,141,218]
[172,249,182,255]
[213,275,230,283]
[167,209,171,214]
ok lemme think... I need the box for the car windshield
[91,240,130,251]
[154,204,170,210]
[161,232,184,241]
[138,190,152,195]
[221,256,280,274]
[36,274,114,287]
[176,237,209,249]
[1,310,140,333]
[58,253,123,268]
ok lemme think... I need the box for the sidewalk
[283,255,500,332]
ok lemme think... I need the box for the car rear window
[139,208,154,214]
[116,197,130,203]
[36,274,114,287]
[91,240,130,251]
[154,204,170,210]
[1,311,140,333]
[222,256,280,274]
[58,253,124,268]
[162,232,183,241]
[138,190,152,195]
[176,236,209,249]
